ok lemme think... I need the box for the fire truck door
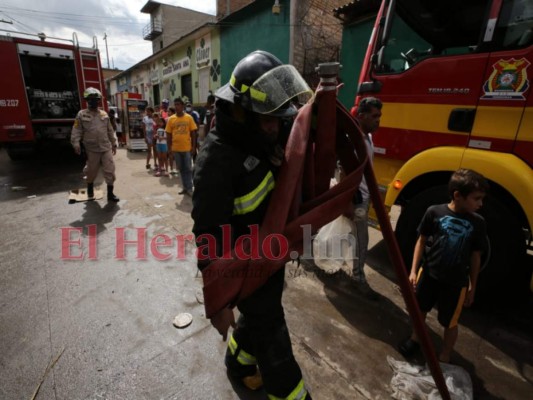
[371,1,491,162]
[508,0,533,168]
[514,77,533,168]
[469,0,533,155]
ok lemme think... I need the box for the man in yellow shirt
[166,97,197,196]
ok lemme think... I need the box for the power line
[1,11,37,33]
[0,5,344,31]
[0,5,210,26]
[0,8,149,47]
[0,5,146,23]
[108,42,151,47]
[3,13,146,28]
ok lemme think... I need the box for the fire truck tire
[475,195,528,305]
[6,144,36,160]
[395,185,449,272]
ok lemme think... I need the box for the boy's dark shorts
[415,268,467,328]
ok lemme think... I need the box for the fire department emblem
[482,58,530,100]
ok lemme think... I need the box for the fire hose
[201,63,450,399]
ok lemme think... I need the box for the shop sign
[132,74,144,85]
[150,67,159,85]
[196,34,211,69]
[162,56,191,77]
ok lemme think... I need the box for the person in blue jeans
[351,97,382,300]
[154,118,169,177]
[166,97,197,196]
[142,106,158,170]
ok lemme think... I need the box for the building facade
[141,1,214,53]
[108,1,219,108]
[107,0,353,109]
[218,0,349,88]
[334,0,380,108]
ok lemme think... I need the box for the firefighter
[71,87,119,202]
[192,51,312,399]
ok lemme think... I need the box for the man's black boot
[225,348,262,390]
[107,185,120,202]
[87,183,94,199]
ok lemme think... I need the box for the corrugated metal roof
[334,1,358,14]
[333,0,381,21]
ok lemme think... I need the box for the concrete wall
[216,0,347,88]
[143,28,221,107]
[337,16,374,109]
[195,29,222,105]
[150,4,214,53]
[293,0,347,87]
[111,0,354,108]
[219,0,291,86]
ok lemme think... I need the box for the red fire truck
[354,0,533,300]
[0,32,107,159]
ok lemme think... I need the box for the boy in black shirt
[399,169,489,363]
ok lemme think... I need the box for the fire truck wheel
[6,144,36,161]
[395,185,449,272]
[475,195,528,306]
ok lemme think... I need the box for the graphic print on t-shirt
[156,128,167,144]
[143,115,154,133]
[432,216,473,269]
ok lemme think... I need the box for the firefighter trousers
[225,267,310,399]
[85,149,116,185]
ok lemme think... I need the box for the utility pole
[103,32,110,69]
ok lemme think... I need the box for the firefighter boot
[225,348,263,390]
[107,185,120,202]
[87,183,94,200]
[241,370,263,391]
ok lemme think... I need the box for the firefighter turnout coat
[192,106,308,399]
[192,109,278,265]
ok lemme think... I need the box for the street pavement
[0,145,532,399]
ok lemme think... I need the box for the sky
[0,0,217,70]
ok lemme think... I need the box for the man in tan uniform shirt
[71,87,119,202]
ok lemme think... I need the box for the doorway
[181,74,192,103]
[153,84,160,106]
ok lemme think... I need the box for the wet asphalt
[0,144,531,399]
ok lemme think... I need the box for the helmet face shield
[215,50,312,117]
[249,65,312,116]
